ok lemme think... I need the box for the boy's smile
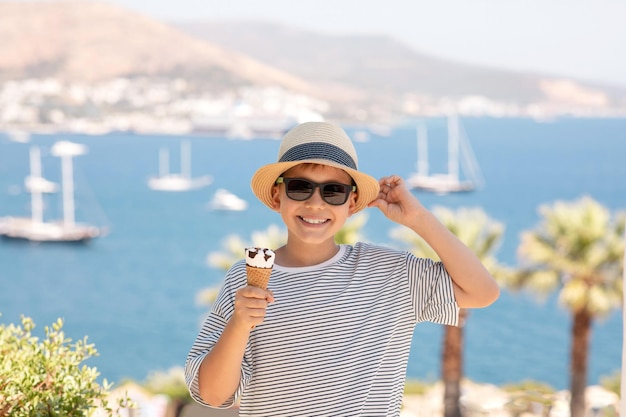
[300,216,328,225]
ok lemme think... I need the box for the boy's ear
[347,192,358,215]
[270,185,281,211]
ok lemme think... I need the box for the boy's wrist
[404,206,433,232]
[227,316,254,337]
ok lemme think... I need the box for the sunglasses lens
[322,184,350,205]
[286,179,314,201]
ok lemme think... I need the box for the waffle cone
[246,265,272,289]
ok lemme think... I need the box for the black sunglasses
[276,177,356,206]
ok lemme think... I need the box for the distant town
[2,77,625,138]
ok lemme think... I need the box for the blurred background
[0,1,624,416]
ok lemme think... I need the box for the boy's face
[271,163,357,247]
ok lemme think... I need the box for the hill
[0,1,315,94]
[173,20,626,106]
[0,1,624,121]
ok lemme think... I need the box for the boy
[185,122,499,416]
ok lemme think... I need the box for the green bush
[141,367,191,402]
[0,314,132,416]
[600,370,621,396]
[501,380,556,417]
[403,378,433,395]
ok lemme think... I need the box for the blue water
[0,117,624,390]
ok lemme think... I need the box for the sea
[0,117,624,391]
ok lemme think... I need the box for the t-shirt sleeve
[184,262,252,408]
[406,253,459,326]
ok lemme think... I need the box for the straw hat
[251,122,380,213]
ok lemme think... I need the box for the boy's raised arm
[369,175,500,308]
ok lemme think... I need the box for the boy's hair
[250,122,380,213]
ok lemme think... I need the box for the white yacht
[208,189,248,211]
[148,140,212,191]
[0,142,103,243]
[407,115,484,194]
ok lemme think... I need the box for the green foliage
[201,214,371,310]
[201,223,288,309]
[391,206,510,281]
[600,370,621,396]
[403,378,433,395]
[141,367,191,402]
[515,196,625,316]
[207,213,370,273]
[207,224,287,271]
[501,380,556,417]
[0,314,132,417]
[195,287,220,309]
[334,212,369,245]
[501,379,555,396]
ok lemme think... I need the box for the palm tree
[512,196,625,417]
[391,206,507,417]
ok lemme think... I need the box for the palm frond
[517,196,623,317]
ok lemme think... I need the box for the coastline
[102,379,620,417]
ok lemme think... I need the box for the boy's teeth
[301,217,326,224]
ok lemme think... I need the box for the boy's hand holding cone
[245,247,275,329]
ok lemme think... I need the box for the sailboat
[147,140,212,191]
[407,115,484,194]
[0,141,103,243]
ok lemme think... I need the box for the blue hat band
[279,142,357,170]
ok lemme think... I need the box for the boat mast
[181,140,191,179]
[416,123,428,177]
[448,114,460,182]
[29,146,44,224]
[159,148,169,177]
[51,141,87,228]
[59,154,75,227]
[458,123,484,188]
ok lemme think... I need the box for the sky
[110,0,626,87]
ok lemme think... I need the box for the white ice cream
[245,247,275,269]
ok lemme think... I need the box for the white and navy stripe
[279,142,357,169]
[185,242,459,416]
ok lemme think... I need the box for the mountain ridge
[1,1,624,120]
[0,1,316,94]
[172,20,626,104]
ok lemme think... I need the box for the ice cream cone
[245,247,275,290]
[246,265,272,289]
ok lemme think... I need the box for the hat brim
[251,159,380,213]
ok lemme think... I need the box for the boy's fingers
[241,285,271,298]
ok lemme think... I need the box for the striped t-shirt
[185,242,459,416]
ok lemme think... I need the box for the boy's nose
[304,187,326,206]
